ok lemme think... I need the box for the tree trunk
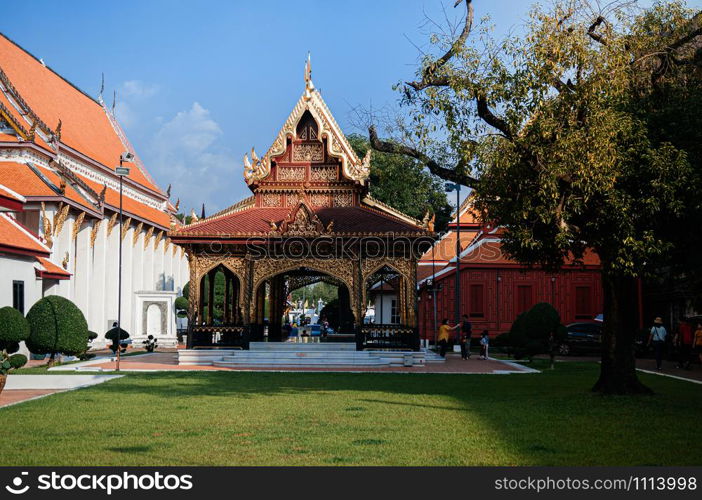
[47,352,56,368]
[0,374,6,396]
[592,270,652,394]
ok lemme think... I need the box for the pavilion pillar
[198,275,206,324]
[268,276,280,341]
[207,270,216,324]
[338,285,352,333]
[255,281,267,324]
[232,278,240,324]
[224,274,231,323]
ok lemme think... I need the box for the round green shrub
[0,306,29,353]
[8,353,27,369]
[507,302,566,359]
[88,331,98,341]
[175,296,189,312]
[26,296,89,356]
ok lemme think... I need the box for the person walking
[674,321,693,370]
[648,317,668,371]
[479,330,490,360]
[460,314,472,360]
[694,323,702,365]
[437,319,459,358]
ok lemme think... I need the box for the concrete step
[221,352,376,360]
[249,342,356,351]
[213,358,388,367]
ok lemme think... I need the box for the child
[479,330,490,360]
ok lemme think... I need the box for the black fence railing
[189,324,249,349]
[355,325,420,351]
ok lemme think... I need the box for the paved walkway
[0,389,62,408]
[0,374,123,408]
[67,351,536,374]
[636,358,702,383]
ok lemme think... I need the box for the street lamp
[445,182,462,341]
[115,151,134,371]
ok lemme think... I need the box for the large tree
[370,0,702,394]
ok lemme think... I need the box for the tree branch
[406,0,474,91]
[588,16,608,45]
[475,92,513,139]
[368,124,479,187]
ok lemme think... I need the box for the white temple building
[0,33,188,348]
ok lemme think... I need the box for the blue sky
[3,0,699,213]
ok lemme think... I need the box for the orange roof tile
[75,171,171,228]
[0,212,49,256]
[419,230,479,263]
[36,256,71,279]
[459,234,601,267]
[0,161,170,227]
[0,33,160,193]
[0,161,96,212]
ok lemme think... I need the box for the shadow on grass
[5,363,702,465]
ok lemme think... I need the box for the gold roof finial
[304,52,314,100]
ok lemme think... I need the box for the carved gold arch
[361,257,417,327]
[250,258,358,321]
[187,254,250,320]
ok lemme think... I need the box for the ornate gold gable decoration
[40,202,53,248]
[132,222,144,246]
[72,212,86,241]
[270,203,332,238]
[243,56,370,185]
[90,219,102,248]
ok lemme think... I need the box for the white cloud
[146,102,241,214]
[121,80,160,99]
[114,80,160,128]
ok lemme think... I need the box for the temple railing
[355,324,420,351]
[189,324,250,349]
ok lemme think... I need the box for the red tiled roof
[172,204,429,238]
[0,33,160,193]
[0,212,49,257]
[35,256,71,279]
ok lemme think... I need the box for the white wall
[373,293,399,324]
[0,254,42,313]
[9,204,190,347]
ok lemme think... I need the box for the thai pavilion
[169,60,434,350]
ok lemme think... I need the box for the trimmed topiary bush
[506,302,567,365]
[0,306,30,354]
[105,327,130,354]
[26,296,89,365]
[8,353,27,370]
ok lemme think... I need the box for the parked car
[558,322,602,356]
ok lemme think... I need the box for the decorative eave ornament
[242,54,371,186]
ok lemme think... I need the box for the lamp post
[115,152,134,372]
[445,182,462,341]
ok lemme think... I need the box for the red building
[417,200,603,341]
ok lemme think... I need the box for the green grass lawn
[2,361,700,466]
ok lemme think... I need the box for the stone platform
[179,342,443,368]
